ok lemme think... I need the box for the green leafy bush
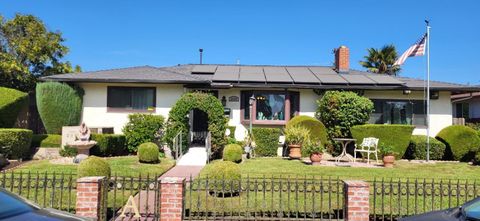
[351,124,414,159]
[137,142,160,163]
[202,161,241,195]
[223,144,243,163]
[252,128,281,157]
[90,134,126,157]
[436,125,480,161]
[404,135,446,160]
[0,128,33,159]
[0,87,28,128]
[316,91,373,139]
[164,92,227,158]
[36,82,83,134]
[31,134,61,148]
[466,122,480,131]
[303,141,325,156]
[226,126,236,139]
[285,126,310,145]
[59,145,78,157]
[77,156,111,178]
[379,143,397,157]
[123,114,165,153]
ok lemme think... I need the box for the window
[107,87,156,111]
[241,91,299,124]
[369,99,426,126]
[455,103,469,119]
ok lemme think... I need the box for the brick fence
[75,177,369,221]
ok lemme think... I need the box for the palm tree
[360,45,401,76]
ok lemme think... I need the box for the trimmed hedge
[36,82,83,134]
[203,161,241,195]
[223,144,243,163]
[137,142,160,163]
[165,92,228,158]
[286,116,328,156]
[90,134,127,157]
[0,87,29,128]
[123,114,165,153]
[404,135,446,160]
[77,156,111,178]
[31,134,61,148]
[436,125,480,162]
[0,128,33,159]
[252,128,281,157]
[351,124,414,159]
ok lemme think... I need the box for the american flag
[394,34,427,66]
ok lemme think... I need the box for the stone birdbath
[66,123,97,163]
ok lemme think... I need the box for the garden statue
[66,122,97,163]
[78,122,90,141]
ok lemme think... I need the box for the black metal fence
[184,176,344,220]
[0,171,76,212]
[369,178,480,220]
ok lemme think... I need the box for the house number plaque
[228,96,239,102]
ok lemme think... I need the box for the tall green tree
[0,14,80,92]
[359,45,400,76]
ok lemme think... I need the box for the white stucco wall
[80,83,184,133]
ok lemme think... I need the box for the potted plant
[380,144,397,168]
[304,141,325,164]
[284,126,309,159]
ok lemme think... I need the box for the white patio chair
[353,137,379,164]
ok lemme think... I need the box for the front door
[191,108,208,145]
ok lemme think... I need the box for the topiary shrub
[0,128,33,159]
[0,87,29,128]
[77,156,111,178]
[90,134,126,157]
[351,124,414,159]
[436,125,480,162]
[223,144,243,163]
[59,145,78,157]
[316,91,373,139]
[164,92,228,159]
[31,134,61,148]
[252,128,281,157]
[404,135,446,160]
[137,142,160,163]
[36,82,83,134]
[202,161,241,196]
[123,114,165,153]
[286,115,328,156]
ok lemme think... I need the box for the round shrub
[0,128,33,159]
[203,161,241,195]
[36,82,83,134]
[404,135,446,160]
[286,116,328,157]
[77,156,111,178]
[223,144,243,163]
[137,142,160,163]
[123,113,165,153]
[436,125,480,162]
[0,87,28,128]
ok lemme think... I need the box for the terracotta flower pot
[288,144,302,159]
[383,155,395,168]
[310,153,323,165]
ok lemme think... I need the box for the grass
[12,156,175,177]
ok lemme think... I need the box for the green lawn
[224,158,480,181]
[13,156,175,177]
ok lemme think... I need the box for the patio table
[332,138,356,163]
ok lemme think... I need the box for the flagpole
[426,20,431,162]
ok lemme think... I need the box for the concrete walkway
[159,165,204,181]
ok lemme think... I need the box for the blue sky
[1,0,479,84]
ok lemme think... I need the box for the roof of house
[41,64,480,92]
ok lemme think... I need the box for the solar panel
[191,65,217,74]
[315,74,348,84]
[341,74,376,84]
[263,67,292,83]
[287,67,320,83]
[308,67,337,75]
[212,66,239,82]
[365,74,404,85]
[239,66,265,82]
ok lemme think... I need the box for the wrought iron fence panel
[184,176,344,220]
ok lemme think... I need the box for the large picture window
[241,91,299,125]
[107,86,156,111]
[369,99,426,126]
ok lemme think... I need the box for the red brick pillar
[344,180,370,221]
[159,177,185,221]
[76,176,105,220]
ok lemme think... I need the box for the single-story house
[452,92,480,122]
[43,46,480,141]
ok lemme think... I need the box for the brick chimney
[335,46,349,73]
